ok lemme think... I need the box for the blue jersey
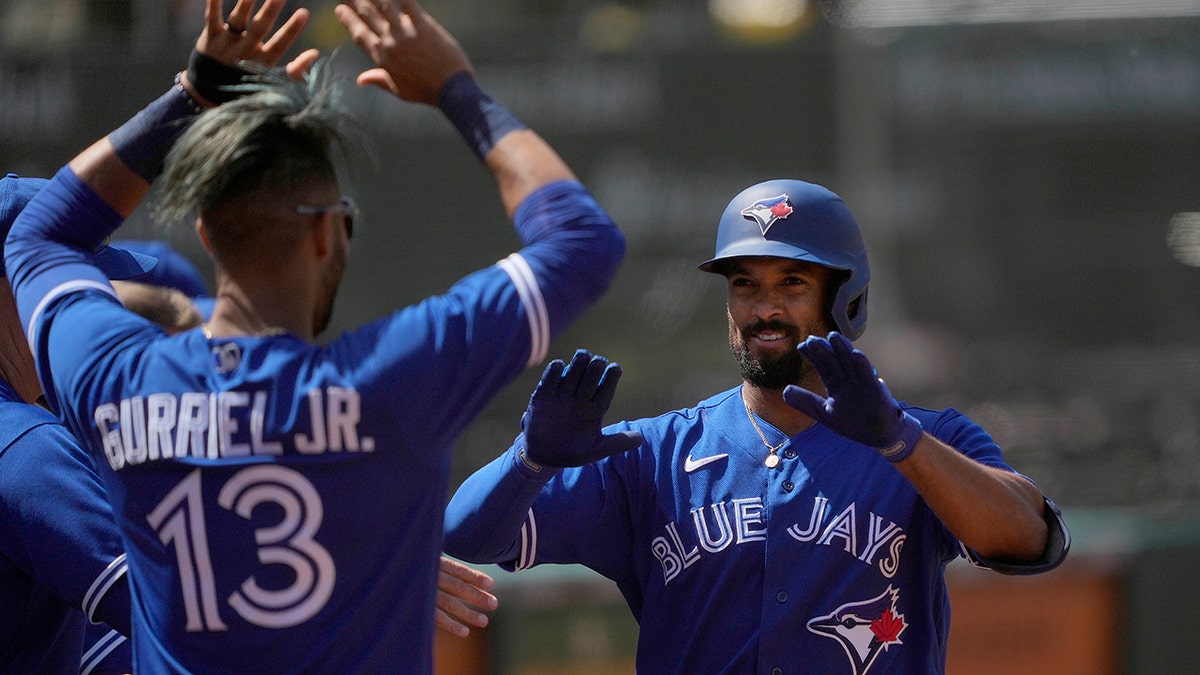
[5,169,625,672]
[0,378,131,674]
[445,385,1068,674]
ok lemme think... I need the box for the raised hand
[183,0,318,106]
[335,0,473,105]
[521,350,643,469]
[782,332,924,462]
[434,556,498,638]
[196,0,312,69]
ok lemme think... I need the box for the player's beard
[729,315,809,390]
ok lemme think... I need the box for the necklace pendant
[765,453,781,469]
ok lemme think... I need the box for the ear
[309,211,335,261]
[196,218,214,255]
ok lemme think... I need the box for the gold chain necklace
[742,391,785,468]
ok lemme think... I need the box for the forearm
[444,441,554,564]
[895,434,1049,561]
[485,129,577,217]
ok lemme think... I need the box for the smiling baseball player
[444,179,1070,674]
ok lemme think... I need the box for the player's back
[76,323,504,672]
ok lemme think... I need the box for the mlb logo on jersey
[739,194,794,236]
[212,342,242,374]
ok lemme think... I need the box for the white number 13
[147,465,336,631]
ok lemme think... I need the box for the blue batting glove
[520,349,644,469]
[782,332,923,463]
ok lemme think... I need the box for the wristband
[876,411,923,463]
[517,446,544,473]
[187,50,252,104]
[108,74,204,182]
[438,71,526,161]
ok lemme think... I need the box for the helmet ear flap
[825,269,868,340]
[839,285,868,340]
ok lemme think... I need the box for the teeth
[758,332,784,341]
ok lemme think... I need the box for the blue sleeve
[0,420,130,633]
[80,624,131,675]
[5,168,125,385]
[445,422,643,582]
[332,180,626,449]
[506,180,625,357]
[444,440,555,565]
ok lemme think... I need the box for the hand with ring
[195,0,317,77]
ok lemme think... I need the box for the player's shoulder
[899,403,976,431]
[900,402,1004,456]
[617,385,742,439]
[0,386,64,453]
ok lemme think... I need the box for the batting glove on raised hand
[782,332,924,463]
[520,349,644,469]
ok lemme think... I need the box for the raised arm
[783,332,1066,568]
[335,0,574,216]
[337,0,626,361]
[445,350,642,563]
[76,0,315,217]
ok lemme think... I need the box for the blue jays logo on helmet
[698,178,871,340]
[740,194,794,235]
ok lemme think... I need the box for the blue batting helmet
[698,179,870,340]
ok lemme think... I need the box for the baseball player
[445,179,1070,674]
[5,0,621,671]
[0,174,135,674]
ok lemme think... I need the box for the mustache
[741,318,798,337]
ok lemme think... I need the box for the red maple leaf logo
[870,607,906,645]
[769,201,793,219]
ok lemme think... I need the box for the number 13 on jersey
[146,465,336,631]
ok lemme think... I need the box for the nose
[750,287,785,321]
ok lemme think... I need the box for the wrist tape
[438,71,527,161]
[108,75,203,182]
[876,411,923,463]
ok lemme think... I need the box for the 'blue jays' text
[652,496,907,585]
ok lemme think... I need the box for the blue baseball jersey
[445,385,1068,674]
[0,378,131,674]
[5,169,624,672]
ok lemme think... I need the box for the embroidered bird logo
[806,585,908,675]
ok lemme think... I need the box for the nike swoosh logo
[684,453,729,473]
